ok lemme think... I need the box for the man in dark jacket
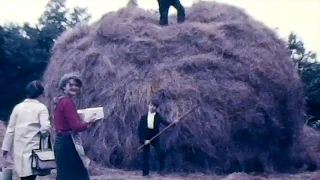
[138,99,177,176]
[157,0,185,25]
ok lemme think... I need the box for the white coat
[1,98,51,177]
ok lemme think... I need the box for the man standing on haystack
[138,99,178,176]
[157,0,185,25]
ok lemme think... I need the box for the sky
[0,0,319,56]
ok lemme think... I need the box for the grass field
[1,122,320,180]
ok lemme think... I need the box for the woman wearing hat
[1,80,51,180]
[53,72,95,180]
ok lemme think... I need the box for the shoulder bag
[31,134,56,176]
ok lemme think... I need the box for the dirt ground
[1,121,320,180]
[35,169,320,180]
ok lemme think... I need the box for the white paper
[77,107,104,122]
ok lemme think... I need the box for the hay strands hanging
[137,104,200,151]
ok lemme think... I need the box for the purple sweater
[53,96,88,133]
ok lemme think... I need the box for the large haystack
[42,1,306,174]
[293,125,320,171]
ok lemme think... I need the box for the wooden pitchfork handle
[137,105,199,151]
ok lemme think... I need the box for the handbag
[31,134,56,175]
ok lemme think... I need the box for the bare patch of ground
[34,169,320,180]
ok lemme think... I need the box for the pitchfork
[137,104,200,151]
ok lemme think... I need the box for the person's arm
[138,116,146,144]
[63,97,89,132]
[39,105,51,134]
[2,107,17,155]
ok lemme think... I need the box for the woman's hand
[86,119,95,129]
[87,113,97,123]
[2,150,8,158]
[86,113,97,129]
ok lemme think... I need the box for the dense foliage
[0,0,91,119]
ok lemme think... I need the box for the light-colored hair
[58,72,83,90]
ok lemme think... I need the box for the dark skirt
[54,133,90,180]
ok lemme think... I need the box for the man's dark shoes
[177,18,185,24]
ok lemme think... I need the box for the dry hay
[42,1,306,174]
[292,125,320,171]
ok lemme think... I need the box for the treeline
[0,0,319,121]
[288,32,319,118]
[0,0,91,119]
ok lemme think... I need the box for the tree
[0,0,91,120]
[288,32,319,118]
[37,0,91,62]
[288,32,317,72]
[68,7,92,27]
[0,24,36,119]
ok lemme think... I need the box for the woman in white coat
[1,80,51,180]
